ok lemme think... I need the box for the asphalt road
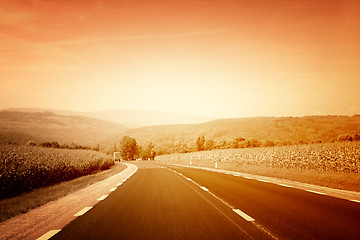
[51,162,360,240]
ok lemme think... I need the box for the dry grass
[156,142,360,192]
[0,162,126,222]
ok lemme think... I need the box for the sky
[1,0,359,118]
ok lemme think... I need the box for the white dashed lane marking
[233,209,255,222]
[74,207,92,217]
[170,168,257,221]
[350,199,360,203]
[97,195,108,201]
[109,187,117,192]
[36,230,61,240]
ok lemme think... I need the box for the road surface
[50,162,360,240]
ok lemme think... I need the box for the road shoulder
[0,163,137,240]
[164,163,360,202]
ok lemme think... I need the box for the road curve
[51,162,273,240]
[50,162,360,240]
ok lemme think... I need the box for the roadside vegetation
[0,162,126,222]
[111,115,360,155]
[0,144,114,199]
[114,136,156,161]
[155,142,360,192]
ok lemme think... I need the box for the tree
[120,136,139,160]
[172,141,189,153]
[140,142,156,160]
[40,142,52,148]
[93,144,100,151]
[230,137,245,148]
[205,139,214,150]
[264,140,275,147]
[196,136,205,151]
[51,141,60,148]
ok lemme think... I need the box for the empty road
[50,162,360,240]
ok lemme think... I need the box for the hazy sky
[1,0,359,118]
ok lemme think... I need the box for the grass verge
[0,162,126,222]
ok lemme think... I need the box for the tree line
[24,140,100,151]
[143,133,360,156]
[116,136,156,161]
[22,132,360,160]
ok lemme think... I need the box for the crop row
[156,142,360,173]
[0,144,114,199]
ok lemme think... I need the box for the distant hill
[0,111,128,146]
[3,108,214,126]
[109,115,360,153]
[2,110,359,155]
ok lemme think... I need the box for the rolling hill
[109,115,360,153]
[2,110,359,155]
[3,108,213,126]
[0,111,128,146]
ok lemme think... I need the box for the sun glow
[1,0,360,117]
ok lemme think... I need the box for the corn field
[156,142,360,173]
[0,144,114,199]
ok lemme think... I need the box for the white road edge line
[350,199,360,203]
[74,207,92,216]
[233,209,255,222]
[200,186,209,192]
[306,190,326,195]
[277,183,292,188]
[97,195,108,201]
[36,230,61,240]
[109,187,117,192]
